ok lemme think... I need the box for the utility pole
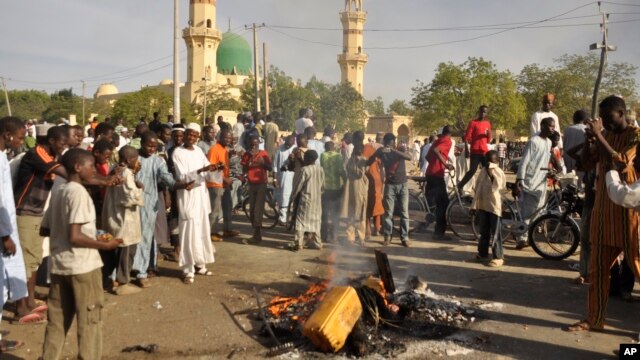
[263,42,270,114]
[173,0,181,123]
[81,80,86,126]
[246,23,265,113]
[202,67,209,124]
[589,1,616,117]
[1,77,11,116]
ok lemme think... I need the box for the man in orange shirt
[207,129,238,242]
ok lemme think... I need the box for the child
[289,150,324,251]
[470,150,506,267]
[134,131,187,288]
[320,140,345,243]
[102,146,144,295]
[40,148,122,360]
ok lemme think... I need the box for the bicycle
[238,179,279,229]
[528,181,582,260]
[393,176,437,235]
[469,168,566,242]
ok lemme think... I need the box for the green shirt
[320,151,345,191]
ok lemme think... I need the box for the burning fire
[268,280,329,319]
[267,251,338,321]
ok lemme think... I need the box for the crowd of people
[0,93,639,357]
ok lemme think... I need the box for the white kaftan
[1,152,27,305]
[172,146,216,271]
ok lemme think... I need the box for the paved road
[7,201,638,359]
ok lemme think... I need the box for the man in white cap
[171,123,216,284]
[295,108,314,136]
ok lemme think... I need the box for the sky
[1,0,639,108]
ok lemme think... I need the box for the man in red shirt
[458,105,492,191]
[426,126,455,239]
[241,135,272,243]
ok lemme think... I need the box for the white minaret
[183,0,222,102]
[338,0,368,95]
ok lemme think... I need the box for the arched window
[358,46,362,54]
[206,19,212,28]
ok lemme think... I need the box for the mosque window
[227,78,231,85]
[358,46,361,54]
[207,19,212,28]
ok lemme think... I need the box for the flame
[267,251,337,320]
[268,280,329,318]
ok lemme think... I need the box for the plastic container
[302,286,362,353]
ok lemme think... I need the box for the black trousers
[426,176,449,235]
[458,153,486,189]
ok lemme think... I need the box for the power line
[266,18,640,50]
[602,1,640,7]
[5,25,250,86]
[268,12,640,32]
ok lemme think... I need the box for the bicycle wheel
[447,195,476,240]
[394,191,426,235]
[472,202,517,241]
[243,197,279,229]
[529,213,580,260]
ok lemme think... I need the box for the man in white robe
[273,135,296,224]
[172,123,216,284]
[514,117,560,249]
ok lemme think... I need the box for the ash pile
[254,250,478,358]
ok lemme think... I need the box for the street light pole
[202,74,208,124]
[246,23,265,113]
[1,77,11,116]
[81,80,86,125]
[173,0,181,123]
[589,2,616,117]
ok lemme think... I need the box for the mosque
[95,0,253,116]
[94,0,415,142]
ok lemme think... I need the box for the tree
[267,67,317,131]
[387,99,414,116]
[318,83,367,132]
[193,84,243,121]
[517,53,638,128]
[42,88,83,123]
[364,96,385,116]
[411,57,526,134]
[0,89,51,120]
[111,87,194,128]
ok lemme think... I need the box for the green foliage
[318,82,366,132]
[365,96,385,116]
[267,67,317,130]
[388,99,414,116]
[411,57,526,135]
[42,88,83,123]
[111,87,194,128]
[193,84,243,121]
[240,67,365,133]
[0,89,51,120]
[517,53,638,127]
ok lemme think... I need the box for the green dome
[217,31,253,76]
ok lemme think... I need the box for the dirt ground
[4,195,640,359]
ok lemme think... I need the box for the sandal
[195,267,213,276]
[572,276,586,285]
[563,320,602,332]
[0,339,24,352]
[183,273,194,284]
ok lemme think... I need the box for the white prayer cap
[35,124,54,137]
[212,124,221,133]
[322,136,333,143]
[186,122,201,133]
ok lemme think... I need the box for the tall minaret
[183,0,222,102]
[338,0,368,95]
